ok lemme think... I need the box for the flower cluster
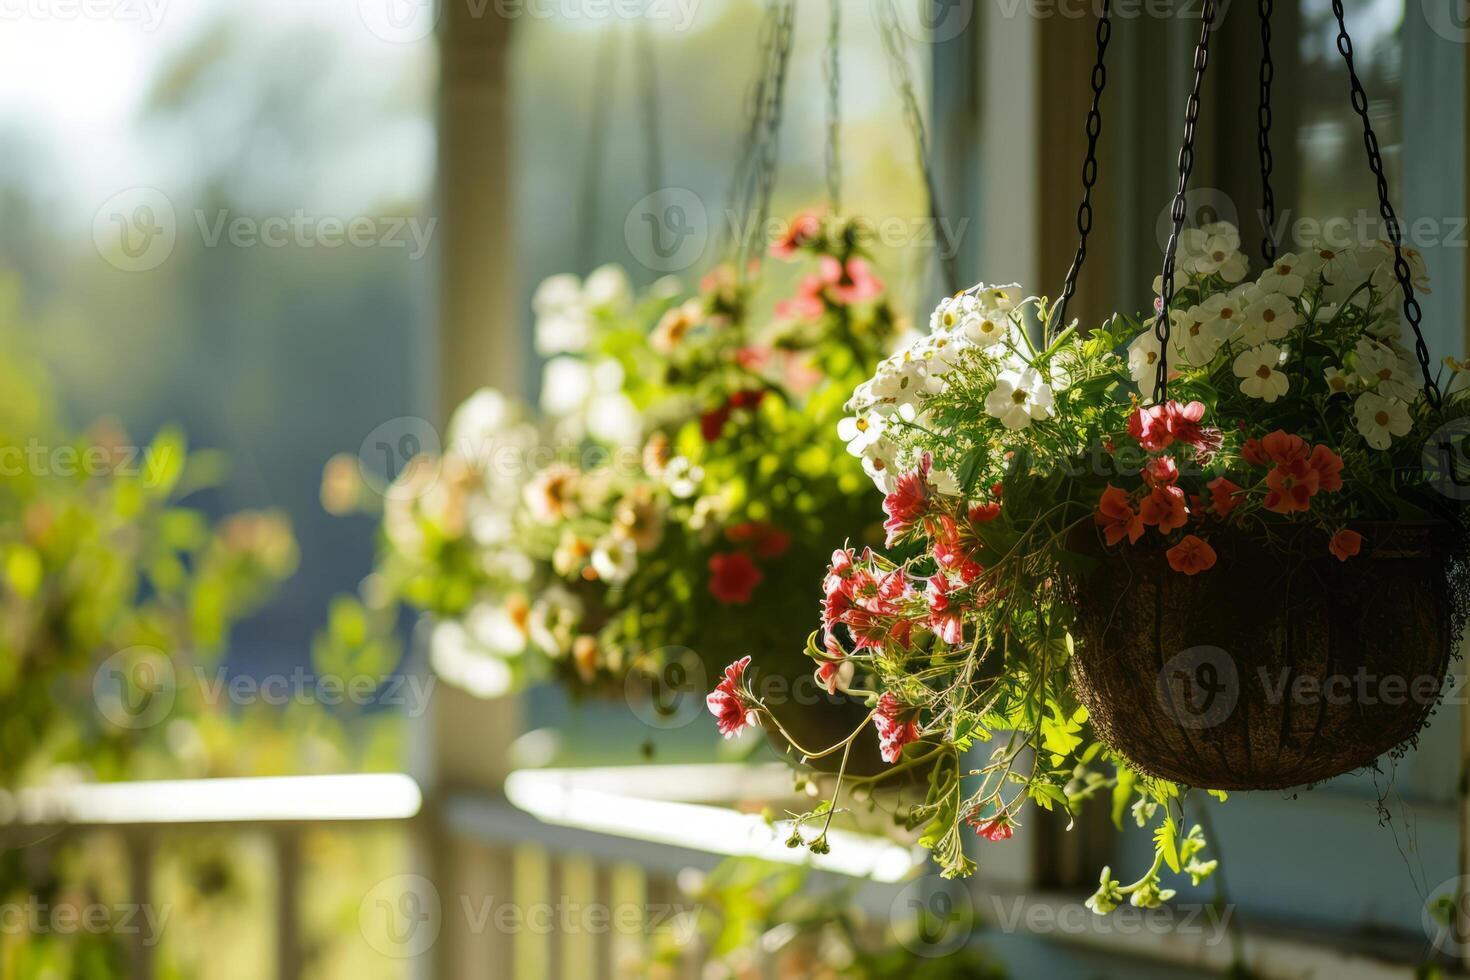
[713,220,1468,904]
[340,212,906,698]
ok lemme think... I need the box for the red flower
[1166,535,1217,575]
[884,455,935,546]
[1263,459,1319,514]
[774,276,826,323]
[726,521,791,559]
[1139,485,1188,533]
[1308,445,1344,493]
[969,499,1001,524]
[1260,430,1309,465]
[1127,400,1211,452]
[1240,438,1269,466]
[1329,528,1363,561]
[1095,485,1145,546]
[931,513,984,583]
[728,389,766,410]
[708,552,763,604]
[1207,476,1244,518]
[700,405,731,442]
[925,574,964,645]
[824,548,857,596]
[706,656,756,738]
[1143,455,1180,488]
[874,692,920,763]
[770,209,823,259]
[965,812,1013,842]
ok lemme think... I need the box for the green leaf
[1154,816,1181,874]
[1111,768,1137,831]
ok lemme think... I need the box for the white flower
[532,274,584,317]
[582,264,632,312]
[973,282,1022,314]
[1256,252,1306,297]
[928,293,973,333]
[540,356,594,418]
[1180,222,1247,281]
[586,391,641,446]
[1353,391,1411,450]
[871,352,941,410]
[838,410,887,456]
[1173,304,1232,366]
[1354,339,1417,401]
[1323,366,1356,396]
[1303,243,1356,286]
[959,309,1013,348]
[1233,343,1289,402]
[984,368,1055,430]
[1238,291,1300,345]
[465,602,528,657]
[528,586,584,657]
[861,437,901,493]
[590,536,638,584]
[447,388,512,459]
[535,312,594,357]
[1128,331,1163,388]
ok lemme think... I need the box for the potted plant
[707,220,1468,907]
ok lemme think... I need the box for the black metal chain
[1052,0,1113,334]
[1329,0,1441,409]
[719,0,792,272]
[876,0,960,296]
[577,24,623,275]
[824,0,842,211]
[740,0,797,278]
[636,16,664,205]
[1257,0,1278,263]
[1153,0,1220,404]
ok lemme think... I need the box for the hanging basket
[1069,522,1466,790]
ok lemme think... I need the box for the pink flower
[706,656,756,738]
[815,633,854,694]
[824,548,857,596]
[1207,476,1244,518]
[819,255,884,305]
[708,552,763,604]
[770,210,823,259]
[1127,400,1212,452]
[874,692,920,763]
[925,574,964,645]
[883,455,934,546]
[774,275,826,323]
[965,812,1013,842]
[1142,455,1179,488]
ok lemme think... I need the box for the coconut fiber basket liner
[1069,520,1470,790]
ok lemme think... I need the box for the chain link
[1053,0,1113,334]
[740,0,797,278]
[720,1,782,265]
[1257,0,1277,263]
[1329,0,1440,409]
[578,24,624,274]
[824,0,842,211]
[1153,0,1220,404]
[876,0,960,295]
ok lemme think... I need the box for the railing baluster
[274,828,301,980]
[127,830,154,980]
